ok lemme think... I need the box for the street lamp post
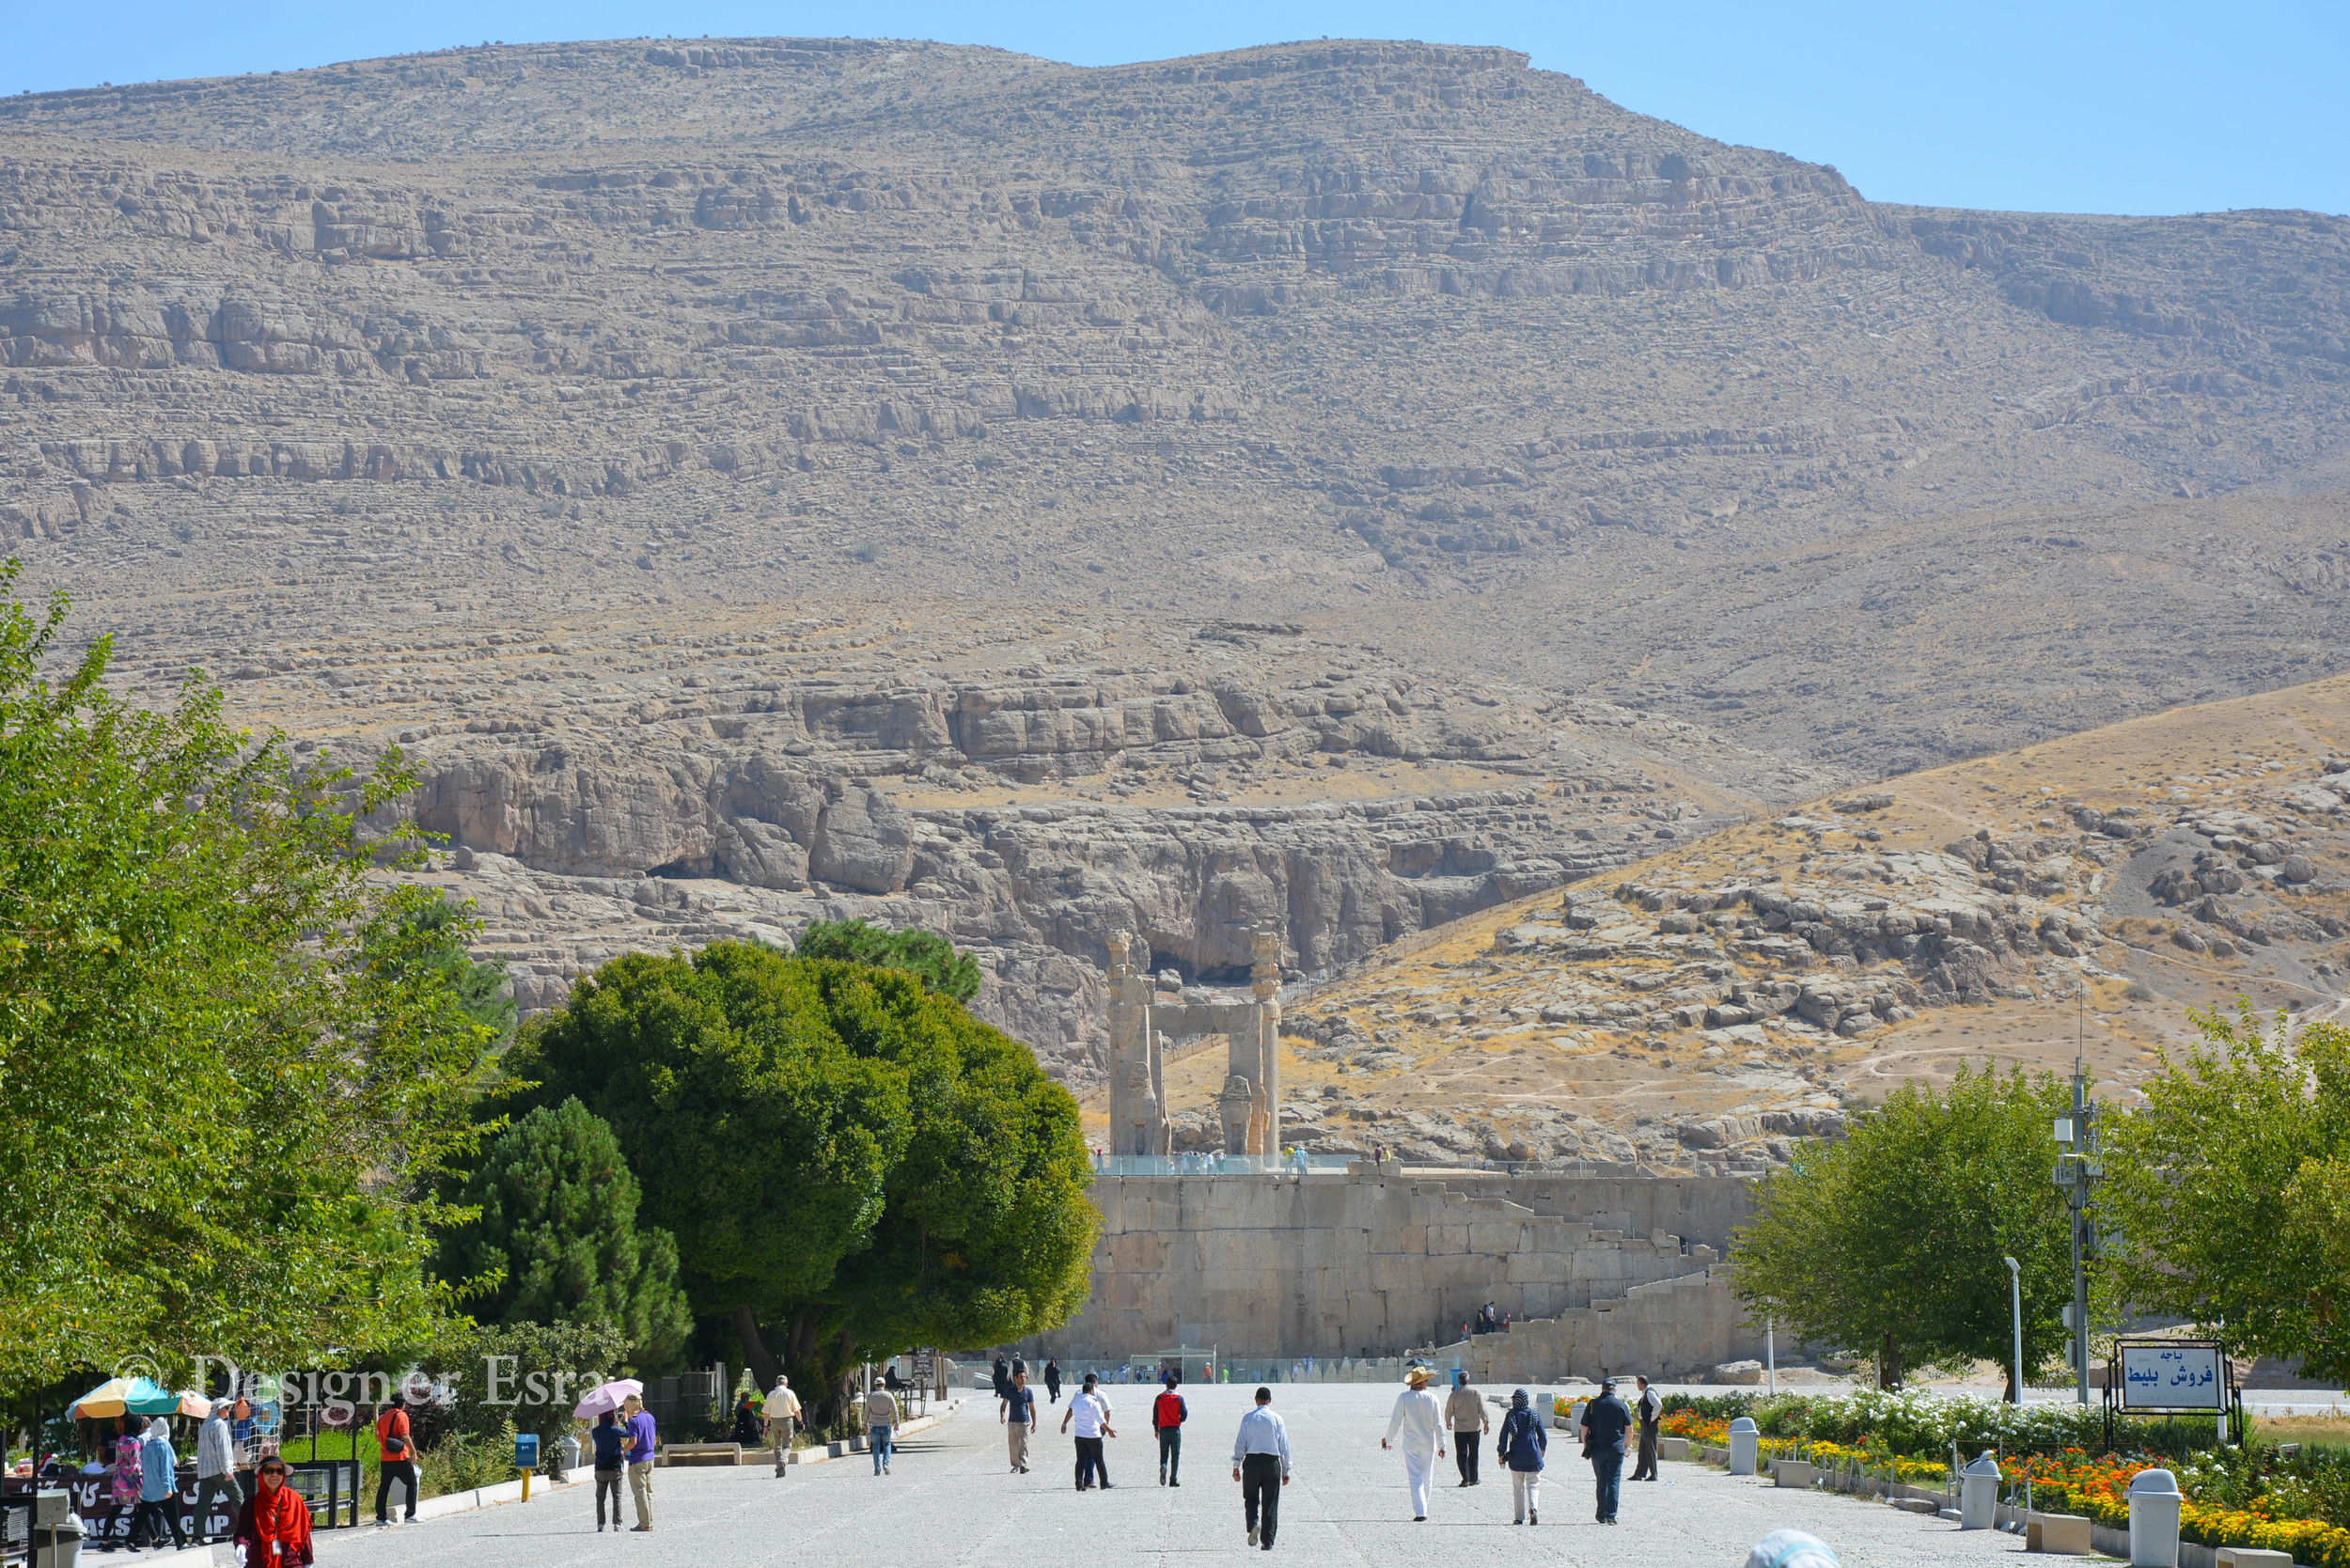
[2004,1256,2024,1405]
[2052,1030,2104,1406]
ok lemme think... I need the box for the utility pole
[2053,1007,2104,1407]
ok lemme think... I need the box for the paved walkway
[313,1386,2045,1567]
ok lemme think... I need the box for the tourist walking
[1496,1388,1546,1525]
[765,1376,802,1476]
[132,1417,186,1551]
[865,1377,900,1475]
[730,1391,764,1448]
[1044,1359,1062,1404]
[993,1356,1012,1402]
[1380,1366,1447,1521]
[195,1401,241,1543]
[1230,1387,1292,1549]
[232,1458,312,1568]
[1630,1376,1662,1482]
[589,1412,626,1531]
[373,1393,418,1528]
[1576,1377,1634,1524]
[1152,1372,1188,1486]
[1060,1372,1116,1490]
[1446,1371,1488,1485]
[1002,1369,1038,1473]
[622,1393,657,1531]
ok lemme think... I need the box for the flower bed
[2009,1452,2350,1568]
[1656,1394,2350,1566]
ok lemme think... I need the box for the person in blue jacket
[1496,1388,1547,1526]
[589,1412,628,1532]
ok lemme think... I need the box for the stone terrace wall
[1462,1265,1766,1383]
[1026,1170,1734,1363]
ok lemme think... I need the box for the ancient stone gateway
[1104,929,1282,1157]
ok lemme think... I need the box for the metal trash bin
[2127,1468,2184,1568]
[32,1513,84,1568]
[1960,1450,2002,1529]
[1728,1417,1760,1476]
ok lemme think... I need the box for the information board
[2117,1341,2224,1410]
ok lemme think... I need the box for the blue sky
[8,0,2345,217]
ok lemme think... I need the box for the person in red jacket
[234,1459,315,1568]
[373,1395,418,1526]
[1152,1372,1189,1487]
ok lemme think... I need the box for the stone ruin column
[1248,928,1281,1157]
[1104,933,1167,1157]
[1217,1074,1256,1156]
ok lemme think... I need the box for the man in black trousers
[1630,1376,1663,1482]
[1231,1387,1292,1549]
[1576,1378,1634,1525]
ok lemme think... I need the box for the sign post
[514,1434,540,1502]
[2107,1340,2235,1450]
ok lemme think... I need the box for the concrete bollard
[1728,1417,1759,1476]
[2126,1469,2184,1568]
[1959,1450,2001,1529]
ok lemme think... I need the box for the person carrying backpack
[1152,1373,1189,1486]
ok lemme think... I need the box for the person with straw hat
[1380,1366,1448,1521]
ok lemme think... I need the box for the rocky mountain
[1268,673,2350,1169]
[3,37,2345,1082]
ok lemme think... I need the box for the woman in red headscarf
[232,1457,314,1567]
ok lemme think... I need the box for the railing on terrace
[1089,1152,1357,1177]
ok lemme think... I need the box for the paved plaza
[307,1385,2055,1567]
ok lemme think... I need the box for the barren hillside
[3,37,2346,1077]
[1234,674,2350,1168]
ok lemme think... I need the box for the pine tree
[440,1098,694,1372]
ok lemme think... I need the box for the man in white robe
[1381,1366,1449,1520]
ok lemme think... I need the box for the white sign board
[2119,1344,2223,1409]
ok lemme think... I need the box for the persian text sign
[2118,1343,2223,1410]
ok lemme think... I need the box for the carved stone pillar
[1248,928,1282,1157]
[1217,1074,1255,1156]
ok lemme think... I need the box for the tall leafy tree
[797,917,981,1002]
[2100,1002,2350,1382]
[1729,1063,2073,1393]
[370,895,517,1050]
[0,563,494,1390]
[437,1099,694,1372]
[500,940,1094,1419]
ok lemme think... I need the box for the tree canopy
[499,940,1094,1416]
[797,917,981,1003]
[2099,1002,2350,1382]
[436,1098,694,1373]
[0,563,494,1390]
[1728,1063,2073,1392]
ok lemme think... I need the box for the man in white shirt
[1059,1372,1117,1490]
[1230,1386,1292,1549]
[194,1404,241,1543]
[1381,1365,1448,1521]
[765,1376,802,1478]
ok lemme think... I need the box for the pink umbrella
[572,1379,644,1419]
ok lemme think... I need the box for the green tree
[0,564,494,1390]
[1729,1063,2073,1393]
[797,917,981,1002]
[437,1099,694,1372]
[2100,1002,2350,1382]
[370,895,517,1050]
[499,940,1094,1421]
[420,1318,630,1468]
